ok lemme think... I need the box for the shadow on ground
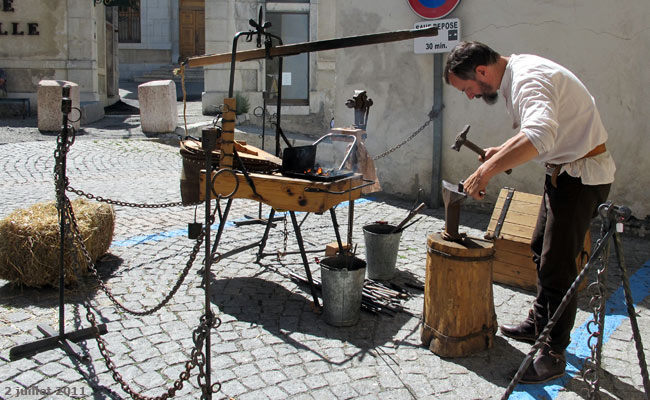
[209,275,414,366]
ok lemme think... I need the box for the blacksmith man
[443,41,615,383]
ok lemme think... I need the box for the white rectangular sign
[414,18,460,54]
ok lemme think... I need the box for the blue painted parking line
[111,198,370,247]
[511,263,650,399]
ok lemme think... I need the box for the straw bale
[0,199,115,288]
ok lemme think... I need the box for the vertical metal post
[59,87,71,337]
[275,57,283,157]
[431,53,443,208]
[202,127,218,400]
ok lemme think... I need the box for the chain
[67,185,200,208]
[54,111,223,399]
[85,299,220,400]
[372,104,443,161]
[583,234,610,398]
[68,195,217,316]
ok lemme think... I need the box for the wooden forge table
[196,107,371,308]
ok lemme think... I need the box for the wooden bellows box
[485,188,590,291]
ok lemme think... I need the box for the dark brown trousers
[530,172,611,351]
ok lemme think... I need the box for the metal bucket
[320,255,366,327]
[363,223,402,280]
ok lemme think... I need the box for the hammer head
[451,124,471,152]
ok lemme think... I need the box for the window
[118,0,141,43]
[265,11,309,105]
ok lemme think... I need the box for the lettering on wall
[1,0,40,36]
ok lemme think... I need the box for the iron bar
[330,208,345,255]
[202,128,217,400]
[255,209,276,262]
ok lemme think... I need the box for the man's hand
[464,132,539,201]
[463,165,489,200]
[479,146,501,162]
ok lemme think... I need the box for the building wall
[0,0,118,108]
[118,0,177,80]
[198,0,650,218]
[331,0,650,218]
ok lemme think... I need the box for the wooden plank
[494,247,535,270]
[185,27,438,67]
[199,171,364,213]
[487,188,542,244]
[493,266,537,291]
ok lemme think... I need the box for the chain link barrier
[67,186,200,209]
[582,236,609,397]
[372,104,443,161]
[54,120,222,398]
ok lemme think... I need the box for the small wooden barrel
[421,232,497,357]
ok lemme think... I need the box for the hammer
[451,125,512,174]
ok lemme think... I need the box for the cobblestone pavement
[0,107,648,400]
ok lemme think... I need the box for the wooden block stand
[421,233,497,358]
[486,188,590,292]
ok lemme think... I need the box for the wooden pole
[185,27,438,68]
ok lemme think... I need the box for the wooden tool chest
[485,188,590,291]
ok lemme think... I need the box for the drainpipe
[431,53,443,208]
[171,0,180,64]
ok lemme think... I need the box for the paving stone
[303,373,329,390]
[220,379,247,398]
[38,362,67,377]
[239,389,270,400]
[259,369,287,385]
[13,369,46,387]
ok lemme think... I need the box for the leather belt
[547,143,607,187]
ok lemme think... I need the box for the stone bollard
[37,80,80,132]
[138,80,178,133]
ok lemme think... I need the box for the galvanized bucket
[320,255,366,327]
[363,223,402,280]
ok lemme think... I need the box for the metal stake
[10,86,106,362]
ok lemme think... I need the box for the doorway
[179,0,205,61]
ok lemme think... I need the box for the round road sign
[407,0,461,20]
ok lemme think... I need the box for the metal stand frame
[502,201,650,399]
[10,86,107,362]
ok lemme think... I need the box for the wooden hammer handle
[466,140,512,175]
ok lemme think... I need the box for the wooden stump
[421,232,496,357]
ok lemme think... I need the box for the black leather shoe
[500,310,543,343]
[519,347,566,384]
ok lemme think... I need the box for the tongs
[390,189,426,233]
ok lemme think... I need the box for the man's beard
[476,81,499,105]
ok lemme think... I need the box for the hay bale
[0,199,115,288]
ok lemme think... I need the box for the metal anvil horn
[442,180,467,241]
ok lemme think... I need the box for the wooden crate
[486,188,590,291]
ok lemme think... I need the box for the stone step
[133,65,204,83]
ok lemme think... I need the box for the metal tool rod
[185,27,438,68]
[256,209,276,262]
[330,208,345,255]
[210,198,233,257]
